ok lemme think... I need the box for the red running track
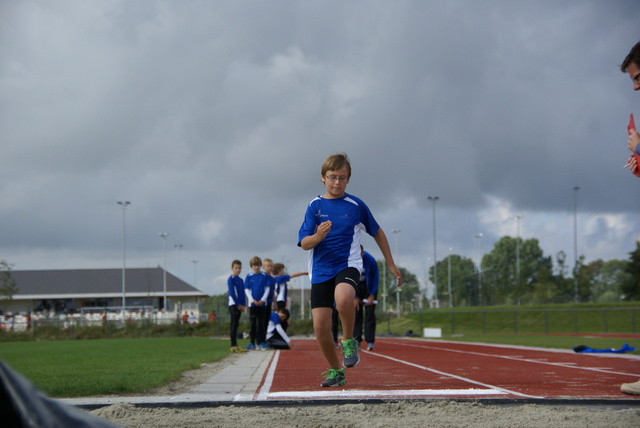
[254,338,640,401]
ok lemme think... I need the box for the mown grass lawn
[0,337,242,397]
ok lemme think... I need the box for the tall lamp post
[516,215,524,305]
[447,247,453,308]
[159,233,169,311]
[174,244,183,277]
[427,196,439,302]
[391,229,401,315]
[573,186,580,304]
[117,201,130,323]
[475,233,484,305]
[192,259,199,287]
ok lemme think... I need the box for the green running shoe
[341,338,360,368]
[321,368,346,387]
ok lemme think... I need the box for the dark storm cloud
[1,1,639,294]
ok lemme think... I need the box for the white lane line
[268,388,506,399]
[255,350,280,400]
[366,351,540,398]
[391,341,640,377]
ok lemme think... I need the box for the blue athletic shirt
[244,272,272,307]
[266,311,290,343]
[227,275,246,306]
[298,193,380,284]
[361,250,379,296]
[275,275,290,302]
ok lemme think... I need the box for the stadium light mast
[475,233,484,305]
[174,244,183,277]
[390,229,401,315]
[117,201,130,324]
[516,215,524,305]
[159,233,169,311]
[192,259,199,287]
[447,247,453,308]
[573,186,580,304]
[427,196,439,302]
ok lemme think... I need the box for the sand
[89,354,639,427]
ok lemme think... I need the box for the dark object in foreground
[0,359,121,428]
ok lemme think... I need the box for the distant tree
[431,254,477,307]
[621,242,640,301]
[525,262,557,304]
[380,262,420,313]
[552,251,573,303]
[586,259,631,303]
[481,237,548,305]
[0,260,18,312]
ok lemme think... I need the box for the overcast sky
[2,0,640,297]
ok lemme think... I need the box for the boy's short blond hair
[321,152,351,178]
[249,256,262,267]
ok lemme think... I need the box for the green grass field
[0,337,243,397]
[382,304,640,337]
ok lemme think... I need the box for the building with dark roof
[2,267,209,316]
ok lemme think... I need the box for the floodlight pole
[192,259,199,287]
[174,244,183,277]
[475,233,484,305]
[117,201,130,324]
[516,215,524,305]
[427,196,439,302]
[159,233,169,311]
[573,186,580,304]
[447,247,453,308]
[391,229,401,315]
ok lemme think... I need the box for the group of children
[226,257,306,353]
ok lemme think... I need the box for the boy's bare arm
[290,271,308,278]
[300,220,332,250]
[374,228,403,287]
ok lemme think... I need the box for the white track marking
[256,350,280,400]
[268,388,506,399]
[366,351,539,398]
[390,341,640,377]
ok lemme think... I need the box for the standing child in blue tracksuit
[273,262,308,311]
[244,256,272,351]
[354,246,379,351]
[262,258,276,335]
[227,259,247,353]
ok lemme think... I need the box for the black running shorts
[310,267,359,309]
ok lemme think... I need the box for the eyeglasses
[325,175,349,183]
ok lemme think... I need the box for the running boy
[298,152,402,387]
[227,260,247,353]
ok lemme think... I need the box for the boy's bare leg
[335,282,355,340]
[312,307,341,369]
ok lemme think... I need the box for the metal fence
[405,307,640,336]
[3,307,639,339]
